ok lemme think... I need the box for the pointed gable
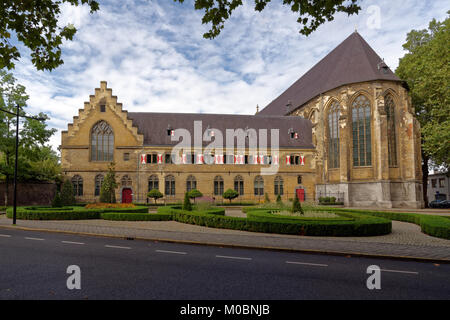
[259,32,401,116]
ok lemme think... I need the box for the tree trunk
[422,151,429,208]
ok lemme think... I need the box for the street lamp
[0,104,46,225]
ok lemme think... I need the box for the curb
[0,224,449,264]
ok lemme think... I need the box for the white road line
[286,261,328,267]
[0,234,11,238]
[216,255,252,261]
[24,237,44,241]
[380,269,419,275]
[155,249,187,255]
[105,245,131,250]
[62,241,85,245]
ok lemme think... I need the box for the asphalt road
[0,228,449,300]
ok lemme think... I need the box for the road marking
[155,249,187,255]
[380,269,419,275]
[24,237,44,241]
[105,245,131,250]
[0,234,11,238]
[62,241,85,245]
[286,261,328,267]
[216,255,252,261]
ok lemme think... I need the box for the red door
[122,188,132,204]
[296,188,305,202]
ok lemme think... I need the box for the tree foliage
[60,178,75,206]
[188,189,203,202]
[292,194,303,214]
[396,13,450,170]
[175,0,361,39]
[147,188,163,204]
[183,192,192,211]
[0,0,99,71]
[223,188,239,203]
[99,163,117,204]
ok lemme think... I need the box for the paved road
[0,228,449,300]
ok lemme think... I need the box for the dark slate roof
[127,112,314,149]
[259,32,401,116]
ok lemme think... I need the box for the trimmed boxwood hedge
[101,212,172,221]
[314,207,450,240]
[158,206,391,237]
[6,206,149,220]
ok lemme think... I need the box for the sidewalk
[0,213,449,262]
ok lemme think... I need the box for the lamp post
[0,104,46,225]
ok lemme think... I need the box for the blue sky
[11,0,449,151]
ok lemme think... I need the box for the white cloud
[10,0,449,153]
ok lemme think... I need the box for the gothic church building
[61,32,424,208]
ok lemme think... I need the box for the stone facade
[291,81,423,208]
[61,82,316,204]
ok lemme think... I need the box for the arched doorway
[122,188,132,204]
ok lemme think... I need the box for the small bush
[292,194,304,215]
[52,192,63,208]
[223,189,239,203]
[147,189,163,204]
[60,179,75,206]
[183,192,192,211]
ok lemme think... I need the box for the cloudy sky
[11,0,449,151]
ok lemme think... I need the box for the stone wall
[0,182,57,206]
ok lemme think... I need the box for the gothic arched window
[165,175,175,196]
[71,175,83,196]
[254,176,264,196]
[385,94,398,167]
[328,101,340,169]
[94,174,104,196]
[214,176,224,196]
[121,175,132,187]
[234,175,244,196]
[274,176,284,196]
[91,121,114,161]
[352,95,372,167]
[186,175,197,192]
[148,175,159,192]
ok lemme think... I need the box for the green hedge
[101,212,173,221]
[314,207,450,240]
[6,206,149,220]
[158,206,391,237]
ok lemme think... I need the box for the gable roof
[126,112,314,149]
[259,32,401,116]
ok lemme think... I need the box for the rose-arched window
[214,176,224,196]
[186,175,196,192]
[234,175,244,196]
[91,121,114,161]
[94,174,104,196]
[274,176,284,196]
[71,175,83,196]
[148,175,159,192]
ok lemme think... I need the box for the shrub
[100,163,118,203]
[101,212,172,221]
[52,192,63,208]
[147,189,163,204]
[183,192,192,211]
[223,189,239,203]
[188,189,203,202]
[276,195,282,205]
[292,194,304,215]
[60,179,75,206]
[85,203,136,209]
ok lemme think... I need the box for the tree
[292,194,304,215]
[0,1,99,71]
[0,70,58,205]
[396,13,450,206]
[223,188,239,203]
[183,192,192,211]
[147,189,163,204]
[52,192,63,208]
[60,179,75,206]
[175,0,361,39]
[188,189,203,203]
[276,194,282,205]
[99,163,117,203]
